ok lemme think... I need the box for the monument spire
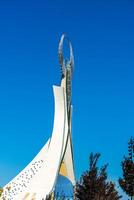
[58,34,74,113]
[58,34,74,78]
[0,34,75,200]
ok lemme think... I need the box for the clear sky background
[0,0,134,199]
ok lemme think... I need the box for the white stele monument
[0,34,75,200]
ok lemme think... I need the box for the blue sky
[0,0,133,198]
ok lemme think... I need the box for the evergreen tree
[119,137,134,200]
[75,153,121,200]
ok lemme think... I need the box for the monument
[0,34,75,200]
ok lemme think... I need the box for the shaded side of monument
[0,34,75,200]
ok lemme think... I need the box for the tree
[75,153,122,200]
[45,194,52,200]
[119,137,134,200]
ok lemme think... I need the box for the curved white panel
[25,86,68,198]
[63,134,75,185]
[1,84,75,200]
[1,85,68,200]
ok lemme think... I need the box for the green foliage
[75,153,122,200]
[119,137,134,199]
